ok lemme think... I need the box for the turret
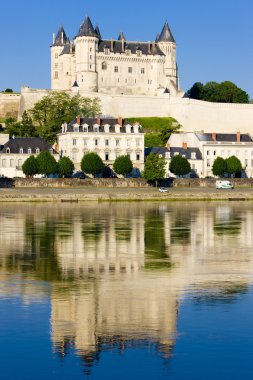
[74,16,99,92]
[157,21,179,94]
[51,26,68,89]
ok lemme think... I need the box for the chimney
[118,116,123,126]
[76,116,81,125]
[237,131,241,143]
[97,116,101,125]
[111,39,114,52]
[148,41,151,54]
[212,133,216,141]
[182,142,187,150]
[166,143,170,150]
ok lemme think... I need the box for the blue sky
[1,0,253,97]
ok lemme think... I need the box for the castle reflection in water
[0,202,252,366]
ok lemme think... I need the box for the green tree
[113,155,133,177]
[226,156,242,176]
[4,88,13,93]
[143,153,166,183]
[186,82,204,100]
[5,112,38,138]
[169,154,191,177]
[37,151,58,176]
[28,92,101,144]
[212,157,227,177]
[159,121,181,145]
[81,152,104,176]
[187,81,249,104]
[22,155,38,177]
[58,156,75,177]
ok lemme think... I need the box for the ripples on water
[0,202,253,379]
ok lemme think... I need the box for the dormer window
[6,148,10,154]
[28,148,32,154]
[136,48,142,57]
[104,124,110,133]
[93,124,100,133]
[165,152,171,159]
[191,152,196,159]
[125,124,132,133]
[82,124,89,132]
[74,125,79,133]
[36,148,40,154]
[125,47,131,55]
[19,148,23,154]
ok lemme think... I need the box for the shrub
[81,152,104,176]
[113,156,133,177]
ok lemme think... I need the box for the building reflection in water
[0,202,253,370]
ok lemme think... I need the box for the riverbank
[0,187,253,202]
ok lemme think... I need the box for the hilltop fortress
[3,15,253,134]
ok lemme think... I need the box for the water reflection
[0,202,253,375]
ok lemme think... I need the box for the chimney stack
[76,116,81,125]
[97,116,101,125]
[166,143,170,150]
[237,131,241,143]
[118,116,123,126]
[212,133,217,141]
[182,142,187,150]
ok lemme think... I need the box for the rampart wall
[0,93,20,119]
[17,87,253,134]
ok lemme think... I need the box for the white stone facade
[51,17,181,97]
[168,132,253,178]
[58,117,145,172]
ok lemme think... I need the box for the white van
[216,180,234,189]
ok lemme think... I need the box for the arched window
[6,148,10,154]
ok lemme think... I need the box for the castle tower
[157,22,179,95]
[74,16,99,92]
[51,26,68,90]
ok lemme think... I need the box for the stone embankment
[0,178,253,202]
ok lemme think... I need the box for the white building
[0,137,57,178]
[58,116,145,172]
[51,16,182,96]
[168,132,253,177]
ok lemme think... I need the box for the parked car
[159,187,168,193]
[216,180,234,189]
[72,171,85,179]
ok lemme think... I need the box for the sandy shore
[0,187,253,202]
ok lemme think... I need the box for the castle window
[136,153,140,161]
[90,55,92,60]
[66,72,69,75]
[19,148,24,154]
[128,67,132,74]
[104,48,110,55]
[105,139,109,146]
[28,148,32,154]
[105,153,109,161]
[72,139,77,146]
[114,66,118,73]
[55,71,58,79]
[116,139,120,147]
[102,62,107,70]
[136,50,142,57]
[94,139,98,146]
[90,65,92,70]
[55,53,58,59]
[141,68,145,74]
[90,48,92,52]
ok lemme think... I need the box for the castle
[51,16,182,96]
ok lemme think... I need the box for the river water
[0,202,253,380]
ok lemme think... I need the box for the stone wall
[0,93,20,119]
[13,178,149,188]
[18,87,253,135]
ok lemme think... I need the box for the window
[28,148,32,154]
[141,68,145,74]
[128,67,132,73]
[102,62,107,70]
[105,139,109,146]
[6,148,10,154]
[10,159,14,168]
[83,139,88,146]
[90,48,92,52]
[191,152,196,159]
[114,66,118,73]
[90,55,92,60]
[136,153,140,161]
[74,125,79,132]
[213,150,216,156]
[18,159,22,168]
[207,150,210,156]
[72,153,77,161]
[19,148,23,154]
[54,71,58,79]
[55,53,58,59]
[90,65,92,70]
[136,139,141,147]
[83,126,88,132]
[165,152,170,159]
[116,139,120,147]
[127,139,131,147]
[94,126,99,132]
[95,139,98,146]
[105,153,109,161]
[73,139,77,146]
[104,48,110,55]
[2,159,6,168]
[245,159,248,167]
[36,148,40,154]
[207,159,210,167]
[137,49,142,56]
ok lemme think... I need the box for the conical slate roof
[118,32,126,41]
[157,21,175,43]
[76,16,98,38]
[95,25,102,39]
[53,26,68,46]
